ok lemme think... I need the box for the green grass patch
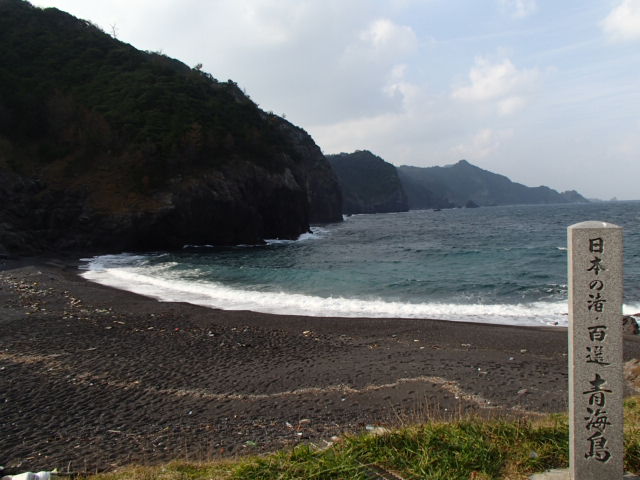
[233,418,569,480]
[82,398,640,480]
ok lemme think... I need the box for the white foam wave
[79,253,149,270]
[625,303,640,315]
[180,227,331,249]
[81,255,574,328]
[265,226,329,245]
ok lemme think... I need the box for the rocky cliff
[326,151,408,215]
[398,160,589,209]
[0,0,342,256]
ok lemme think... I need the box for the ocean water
[80,202,640,327]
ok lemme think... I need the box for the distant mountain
[395,169,456,210]
[326,150,408,214]
[0,0,342,255]
[398,160,589,209]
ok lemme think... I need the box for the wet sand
[2,258,640,473]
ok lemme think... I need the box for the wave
[265,226,329,245]
[81,255,577,327]
[180,227,331,249]
[79,253,150,269]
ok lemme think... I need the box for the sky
[30,0,640,200]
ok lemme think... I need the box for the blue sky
[31,0,640,200]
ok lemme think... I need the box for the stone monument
[568,221,624,479]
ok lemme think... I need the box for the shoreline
[78,253,570,328]
[2,257,640,473]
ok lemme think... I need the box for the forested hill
[398,160,589,209]
[327,150,408,214]
[0,0,342,255]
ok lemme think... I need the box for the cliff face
[326,151,408,215]
[275,120,342,224]
[0,161,312,255]
[0,0,341,255]
[398,160,589,209]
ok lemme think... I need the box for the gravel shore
[2,258,640,474]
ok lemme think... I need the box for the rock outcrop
[0,0,341,255]
[326,150,408,215]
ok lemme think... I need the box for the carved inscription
[583,236,612,461]
[568,222,623,480]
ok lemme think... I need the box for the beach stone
[623,316,639,335]
[529,469,570,480]
[568,222,624,480]
[529,470,640,480]
[624,359,640,393]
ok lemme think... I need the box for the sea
[80,202,640,328]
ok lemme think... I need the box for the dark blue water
[81,202,640,327]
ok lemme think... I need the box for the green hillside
[0,0,341,254]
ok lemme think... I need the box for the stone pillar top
[569,221,622,230]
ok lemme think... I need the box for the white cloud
[185,5,418,125]
[341,18,418,78]
[450,128,514,159]
[358,18,418,54]
[193,7,420,124]
[308,83,471,164]
[499,0,537,19]
[451,56,539,116]
[601,0,640,42]
[497,96,526,116]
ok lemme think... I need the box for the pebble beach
[2,258,640,474]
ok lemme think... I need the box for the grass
[82,398,640,480]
